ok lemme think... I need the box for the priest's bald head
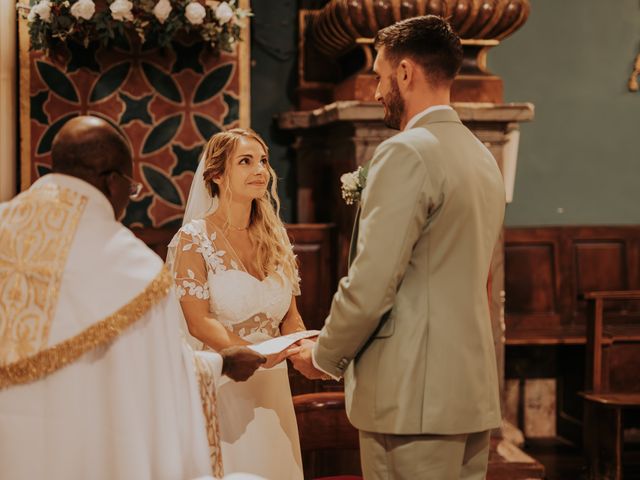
[51,115,134,220]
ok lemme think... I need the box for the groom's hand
[220,346,266,382]
[288,339,328,380]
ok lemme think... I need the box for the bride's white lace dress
[169,218,303,479]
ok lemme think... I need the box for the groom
[290,16,506,479]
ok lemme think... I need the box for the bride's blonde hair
[201,128,298,286]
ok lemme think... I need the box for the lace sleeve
[172,230,211,304]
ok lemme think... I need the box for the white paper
[248,330,321,356]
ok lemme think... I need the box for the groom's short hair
[374,15,463,85]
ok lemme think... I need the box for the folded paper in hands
[248,330,320,356]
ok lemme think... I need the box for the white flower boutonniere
[340,165,368,205]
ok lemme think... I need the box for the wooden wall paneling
[630,237,640,290]
[573,240,628,316]
[505,229,563,334]
[285,223,337,332]
[505,226,640,343]
[505,243,557,316]
[285,224,343,396]
[557,229,576,324]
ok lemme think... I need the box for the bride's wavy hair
[201,128,298,286]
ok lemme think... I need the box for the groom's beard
[382,77,405,130]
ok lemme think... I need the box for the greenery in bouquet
[17,0,251,54]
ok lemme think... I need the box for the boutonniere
[340,165,368,205]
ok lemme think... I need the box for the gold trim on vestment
[194,354,224,478]
[0,267,172,389]
[0,183,87,365]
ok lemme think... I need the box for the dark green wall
[489,0,640,226]
[251,1,640,225]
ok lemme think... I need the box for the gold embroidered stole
[194,354,224,478]
[0,182,173,388]
[0,183,87,365]
[0,268,172,388]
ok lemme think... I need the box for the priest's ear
[103,170,131,221]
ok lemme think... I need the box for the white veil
[181,154,219,226]
[165,155,219,350]
[166,154,219,267]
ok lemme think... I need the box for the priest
[0,116,265,479]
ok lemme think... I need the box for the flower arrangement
[340,165,368,206]
[17,0,251,53]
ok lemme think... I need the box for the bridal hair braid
[201,128,298,286]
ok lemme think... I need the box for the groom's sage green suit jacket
[313,108,505,435]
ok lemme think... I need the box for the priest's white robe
[0,174,222,479]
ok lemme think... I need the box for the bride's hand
[262,348,292,369]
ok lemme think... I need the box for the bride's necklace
[210,213,249,232]
[227,221,249,232]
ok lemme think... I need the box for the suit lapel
[348,206,361,267]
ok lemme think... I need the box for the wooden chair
[293,392,362,480]
[581,290,640,480]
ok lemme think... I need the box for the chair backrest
[293,392,362,479]
[584,290,640,393]
[293,392,359,451]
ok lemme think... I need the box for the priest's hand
[288,339,329,380]
[220,346,266,382]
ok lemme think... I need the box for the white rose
[110,0,134,22]
[185,2,206,25]
[29,1,52,23]
[340,172,357,190]
[153,0,172,24]
[215,1,233,24]
[70,0,95,20]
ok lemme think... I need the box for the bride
[167,128,306,479]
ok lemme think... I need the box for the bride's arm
[280,296,306,335]
[181,300,250,350]
[171,228,249,351]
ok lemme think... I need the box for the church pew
[581,290,640,480]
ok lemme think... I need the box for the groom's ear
[397,59,413,87]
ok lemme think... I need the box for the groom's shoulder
[375,128,439,158]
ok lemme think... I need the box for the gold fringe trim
[0,267,172,389]
[194,354,224,478]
